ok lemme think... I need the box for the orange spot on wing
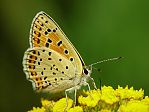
[30,55,37,60]
[28,60,35,64]
[50,44,63,54]
[29,65,35,69]
[33,37,39,47]
[48,33,59,44]
[30,71,37,76]
[48,33,72,58]
[32,33,46,47]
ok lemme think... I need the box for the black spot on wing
[48,38,52,43]
[64,50,68,54]
[45,43,49,47]
[57,41,62,46]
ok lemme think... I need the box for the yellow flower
[53,98,73,112]
[27,85,149,112]
[141,96,149,105]
[41,99,54,111]
[78,89,101,107]
[68,106,83,112]
[115,85,144,100]
[101,86,119,105]
[28,107,45,112]
[41,99,51,106]
[118,100,149,112]
[100,109,112,112]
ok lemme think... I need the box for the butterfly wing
[23,47,80,93]
[29,11,85,75]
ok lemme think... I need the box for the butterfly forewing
[23,47,79,93]
[30,11,85,75]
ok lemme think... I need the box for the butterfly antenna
[89,56,123,66]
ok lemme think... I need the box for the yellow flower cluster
[28,86,149,112]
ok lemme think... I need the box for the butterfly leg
[82,82,96,100]
[74,88,77,106]
[90,77,97,89]
[64,86,79,111]
[85,82,91,91]
[64,90,68,111]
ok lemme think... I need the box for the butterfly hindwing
[29,11,85,75]
[23,47,80,93]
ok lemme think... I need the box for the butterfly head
[83,65,92,77]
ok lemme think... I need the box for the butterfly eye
[83,68,89,75]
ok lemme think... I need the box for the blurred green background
[0,0,149,111]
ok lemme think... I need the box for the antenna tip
[118,56,124,59]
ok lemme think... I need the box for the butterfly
[23,11,96,102]
[22,11,120,106]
